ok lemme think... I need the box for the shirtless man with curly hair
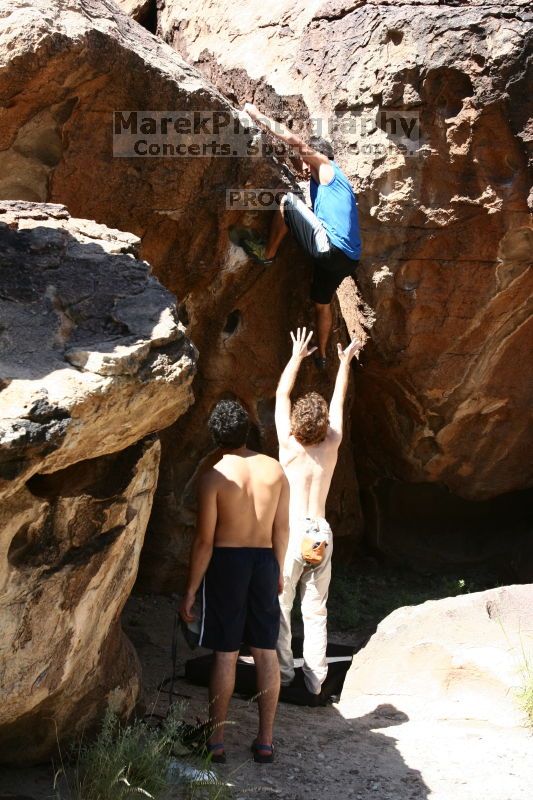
[275,328,361,695]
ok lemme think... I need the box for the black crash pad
[184,638,355,707]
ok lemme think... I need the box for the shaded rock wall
[156,0,533,571]
[0,201,196,762]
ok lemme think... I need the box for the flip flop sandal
[251,740,275,764]
[206,742,226,764]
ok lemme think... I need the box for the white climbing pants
[277,516,333,695]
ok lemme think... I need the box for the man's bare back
[208,449,288,548]
[279,431,340,520]
[275,328,361,522]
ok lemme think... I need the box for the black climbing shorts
[310,254,359,305]
[198,547,280,652]
[283,191,359,305]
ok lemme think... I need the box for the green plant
[516,646,533,727]
[53,704,232,800]
[493,616,533,729]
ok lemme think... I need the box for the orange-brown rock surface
[0,0,531,770]
[0,200,196,763]
[0,2,361,591]
[156,0,533,571]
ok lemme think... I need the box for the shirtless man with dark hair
[180,399,289,764]
[275,329,361,695]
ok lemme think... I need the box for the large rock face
[0,201,196,763]
[0,0,363,593]
[0,202,196,486]
[340,584,533,728]
[156,0,533,570]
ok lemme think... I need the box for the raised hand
[337,336,363,365]
[290,327,317,361]
[243,102,260,121]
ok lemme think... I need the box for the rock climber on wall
[236,102,362,369]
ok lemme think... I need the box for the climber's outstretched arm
[275,328,317,447]
[243,102,329,171]
[328,338,362,441]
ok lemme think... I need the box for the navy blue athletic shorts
[198,547,280,652]
[283,191,359,304]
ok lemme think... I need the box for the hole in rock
[423,67,474,118]
[178,302,189,327]
[10,441,151,571]
[27,440,145,500]
[223,309,242,336]
[386,30,403,46]
[137,0,158,34]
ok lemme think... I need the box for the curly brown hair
[291,392,329,445]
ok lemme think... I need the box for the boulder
[155,0,533,570]
[0,0,364,591]
[0,201,196,488]
[0,201,196,763]
[340,584,533,728]
[0,437,158,764]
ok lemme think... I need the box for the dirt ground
[127,595,533,800]
[1,593,531,800]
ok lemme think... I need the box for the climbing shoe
[240,236,275,265]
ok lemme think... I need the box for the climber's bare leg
[265,195,289,259]
[315,302,332,358]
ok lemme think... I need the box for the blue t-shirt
[310,162,361,260]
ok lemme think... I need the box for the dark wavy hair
[291,392,329,445]
[308,135,334,160]
[208,399,250,449]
